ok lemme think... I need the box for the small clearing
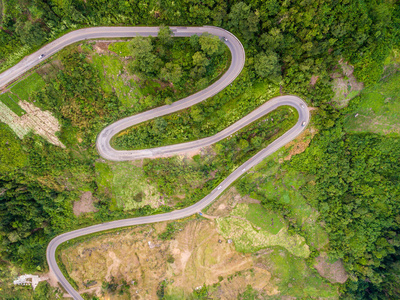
[73,192,98,217]
[284,127,318,161]
[331,59,364,108]
[314,253,348,284]
[204,187,243,217]
[344,70,400,135]
[0,100,65,147]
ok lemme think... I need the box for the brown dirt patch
[60,219,278,299]
[43,270,59,288]
[73,192,98,217]
[205,187,243,217]
[314,253,348,284]
[310,75,319,86]
[284,127,318,161]
[0,100,65,148]
[93,41,112,54]
[184,148,201,159]
[36,61,61,82]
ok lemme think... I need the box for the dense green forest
[1,0,400,298]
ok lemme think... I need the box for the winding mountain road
[0,27,309,300]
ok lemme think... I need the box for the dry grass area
[332,59,364,108]
[60,219,279,299]
[0,100,64,147]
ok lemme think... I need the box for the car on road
[223,37,228,42]
[218,186,222,190]
[302,121,306,126]
[38,54,45,59]
[301,104,305,108]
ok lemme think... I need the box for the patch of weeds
[253,247,338,298]
[245,203,285,235]
[10,72,46,101]
[343,70,400,135]
[237,156,328,251]
[0,93,26,116]
[216,215,309,257]
[158,222,184,240]
[110,161,160,210]
[109,41,131,56]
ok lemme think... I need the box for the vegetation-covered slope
[1,0,400,299]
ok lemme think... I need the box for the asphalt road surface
[0,27,309,300]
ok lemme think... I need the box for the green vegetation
[234,80,400,298]
[75,34,228,111]
[10,72,46,101]
[245,203,284,235]
[216,208,310,257]
[143,107,297,207]
[290,129,400,298]
[237,154,329,252]
[0,72,46,116]
[344,71,400,135]
[0,123,27,173]
[253,247,338,298]
[96,161,161,211]
[1,0,400,298]
[112,81,280,149]
[0,93,25,116]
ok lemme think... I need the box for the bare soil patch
[205,187,243,217]
[314,253,348,284]
[60,219,278,299]
[73,192,98,217]
[332,59,364,108]
[310,75,319,86]
[93,41,112,54]
[0,100,65,147]
[284,127,318,161]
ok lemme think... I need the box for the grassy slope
[10,72,46,101]
[0,38,335,298]
[0,72,46,116]
[238,151,329,251]
[343,70,400,135]
[0,93,25,116]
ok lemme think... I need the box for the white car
[302,121,306,126]
[38,54,45,59]
[217,186,222,190]
[223,37,228,42]
[301,104,305,108]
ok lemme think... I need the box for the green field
[236,149,329,251]
[216,201,310,257]
[344,71,400,135]
[0,93,26,116]
[95,161,161,211]
[245,203,285,235]
[253,247,338,298]
[10,72,46,101]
